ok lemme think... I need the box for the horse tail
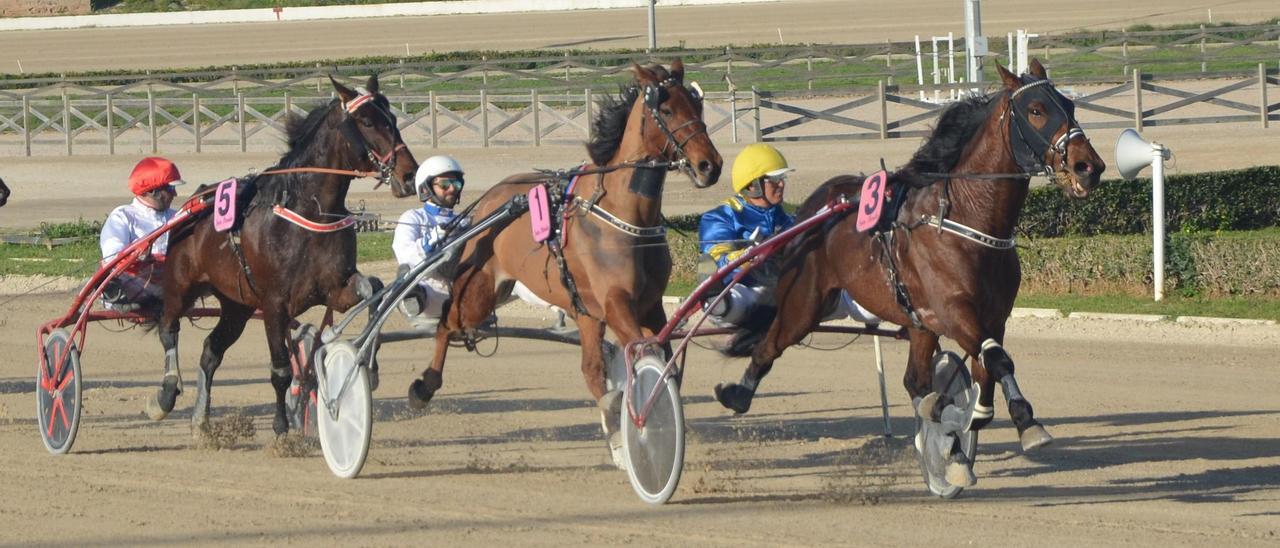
[721,304,778,358]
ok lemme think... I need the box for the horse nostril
[1074,161,1093,174]
[697,160,712,174]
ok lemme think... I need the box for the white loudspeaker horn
[1115,128,1155,180]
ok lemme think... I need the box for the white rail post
[532,89,541,147]
[1261,63,1270,129]
[106,92,114,155]
[914,35,925,101]
[873,335,892,437]
[1152,143,1167,301]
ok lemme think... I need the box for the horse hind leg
[407,326,450,410]
[190,300,255,435]
[715,271,828,414]
[146,290,199,421]
[980,339,1053,452]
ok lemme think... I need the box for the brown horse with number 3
[406,60,722,459]
[717,60,1105,483]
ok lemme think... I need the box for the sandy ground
[0,291,1278,545]
[1,0,1279,74]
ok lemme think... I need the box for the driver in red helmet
[99,157,185,311]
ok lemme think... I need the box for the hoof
[714,382,753,414]
[407,374,441,410]
[145,378,181,421]
[1019,423,1054,452]
[273,414,289,436]
[598,390,623,433]
[607,430,625,471]
[915,391,939,420]
[945,457,977,488]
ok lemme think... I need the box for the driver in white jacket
[99,156,185,311]
[393,155,563,329]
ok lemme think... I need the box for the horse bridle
[641,77,709,182]
[1005,77,1086,177]
[340,90,407,188]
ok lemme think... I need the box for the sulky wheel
[621,353,685,505]
[316,341,372,479]
[914,351,979,499]
[37,329,82,455]
[287,324,320,437]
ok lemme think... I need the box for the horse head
[629,59,722,188]
[329,74,418,198]
[996,59,1105,199]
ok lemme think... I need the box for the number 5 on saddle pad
[213,178,238,232]
[856,170,889,233]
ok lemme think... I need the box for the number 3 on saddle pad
[213,178,237,232]
[528,184,552,242]
[856,170,889,233]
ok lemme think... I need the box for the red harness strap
[272,205,355,232]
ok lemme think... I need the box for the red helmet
[128,157,185,196]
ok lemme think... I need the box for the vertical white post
[1152,144,1166,302]
[931,36,940,103]
[964,0,984,88]
[1017,30,1030,75]
[914,35,925,101]
[873,335,892,437]
[647,0,657,51]
[947,32,956,100]
[1007,32,1015,68]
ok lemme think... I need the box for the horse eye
[660,107,673,116]
[360,118,374,128]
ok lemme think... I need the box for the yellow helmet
[731,143,794,194]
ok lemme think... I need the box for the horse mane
[245,99,343,208]
[282,99,339,166]
[893,92,998,186]
[586,64,673,165]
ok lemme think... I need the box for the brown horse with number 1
[717,60,1105,482]
[406,60,722,460]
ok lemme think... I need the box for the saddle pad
[529,184,552,242]
[213,178,238,232]
[856,170,888,233]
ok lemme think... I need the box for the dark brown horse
[406,60,722,455]
[147,75,417,435]
[0,177,9,207]
[716,60,1105,479]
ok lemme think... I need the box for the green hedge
[1021,165,1280,237]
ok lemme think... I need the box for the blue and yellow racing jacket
[698,196,795,284]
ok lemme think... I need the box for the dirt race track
[2,1,1280,545]
[1,293,1279,545]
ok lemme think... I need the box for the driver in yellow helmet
[697,144,796,326]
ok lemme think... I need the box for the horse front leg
[262,309,294,436]
[191,299,255,435]
[971,335,1053,452]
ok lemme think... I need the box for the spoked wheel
[37,329,82,455]
[621,354,685,505]
[315,341,372,479]
[914,351,979,499]
[287,324,320,437]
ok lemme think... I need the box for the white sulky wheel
[914,351,979,499]
[316,341,372,479]
[621,354,685,505]
[37,328,82,455]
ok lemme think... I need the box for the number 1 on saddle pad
[856,170,889,233]
[529,185,552,242]
[213,178,237,232]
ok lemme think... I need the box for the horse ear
[1028,58,1047,79]
[995,61,1021,90]
[329,75,357,103]
[631,62,657,85]
[366,73,381,95]
[670,58,685,82]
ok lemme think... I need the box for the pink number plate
[528,185,552,242]
[213,178,237,232]
[855,170,889,233]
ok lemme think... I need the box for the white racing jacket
[99,198,177,265]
